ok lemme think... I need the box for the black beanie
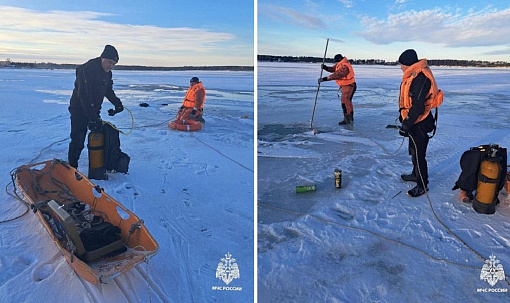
[101,45,119,63]
[190,77,199,82]
[334,54,344,62]
[398,49,418,66]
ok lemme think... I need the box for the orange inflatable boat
[13,159,158,284]
[168,119,203,131]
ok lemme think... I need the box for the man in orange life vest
[397,49,438,197]
[177,77,206,123]
[319,54,357,125]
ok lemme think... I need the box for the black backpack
[103,123,130,173]
[453,144,507,193]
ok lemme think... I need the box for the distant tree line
[0,59,253,71]
[258,55,510,68]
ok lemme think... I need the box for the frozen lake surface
[0,68,254,302]
[258,62,510,302]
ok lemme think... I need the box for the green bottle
[295,185,317,193]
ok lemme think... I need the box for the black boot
[407,185,428,197]
[339,104,348,125]
[193,114,205,123]
[401,173,417,182]
[339,113,353,125]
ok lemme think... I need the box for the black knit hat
[334,54,344,62]
[101,45,119,63]
[398,49,418,66]
[190,77,199,83]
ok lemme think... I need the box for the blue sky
[0,1,254,66]
[258,0,510,62]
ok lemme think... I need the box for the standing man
[397,49,441,197]
[177,77,206,123]
[319,54,357,125]
[68,45,124,169]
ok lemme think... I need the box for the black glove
[88,119,102,132]
[318,77,328,84]
[321,64,327,70]
[108,104,124,116]
[191,108,197,116]
[398,124,409,137]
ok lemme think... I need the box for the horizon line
[257,54,510,64]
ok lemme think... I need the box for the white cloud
[483,48,510,56]
[357,7,510,48]
[338,0,354,8]
[337,0,354,8]
[0,6,251,66]
[259,4,326,29]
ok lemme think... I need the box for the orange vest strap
[399,59,442,124]
[334,58,356,86]
[182,82,206,108]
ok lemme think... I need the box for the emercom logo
[477,254,508,293]
[211,252,243,292]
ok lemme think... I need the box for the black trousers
[68,111,89,168]
[408,126,430,188]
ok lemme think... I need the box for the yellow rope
[103,106,135,135]
[350,121,496,267]
[341,117,405,156]
[408,134,510,285]
[345,122,509,283]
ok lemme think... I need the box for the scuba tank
[473,159,500,214]
[453,144,507,214]
[472,145,505,214]
[86,108,131,180]
[87,130,107,180]
[506,169,510,196]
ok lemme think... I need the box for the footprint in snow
[200,227,213,238]
[158,159,174,170]
[32,263,54,282]
[331,208,354,221]
[0,254,34,286]
[194,164,218,176]
[115,182,140,197]
[182,188,191,207]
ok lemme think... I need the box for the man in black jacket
[397,49,437,197]
[68,45,124,169]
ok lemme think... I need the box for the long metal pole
[310,38,329,128]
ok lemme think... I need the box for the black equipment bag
[103,123,130,173]
[453,144,507,193]
[79,222,122,252]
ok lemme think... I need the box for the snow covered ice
[0,68,254,302]
[258,62,510,302]
[2,61,510,302]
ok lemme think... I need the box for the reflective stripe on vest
[335,58,356,86]
[399,59,440,124]
[182,82,206,108]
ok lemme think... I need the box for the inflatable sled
[13,159,158,284]
[168,119,203,132]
